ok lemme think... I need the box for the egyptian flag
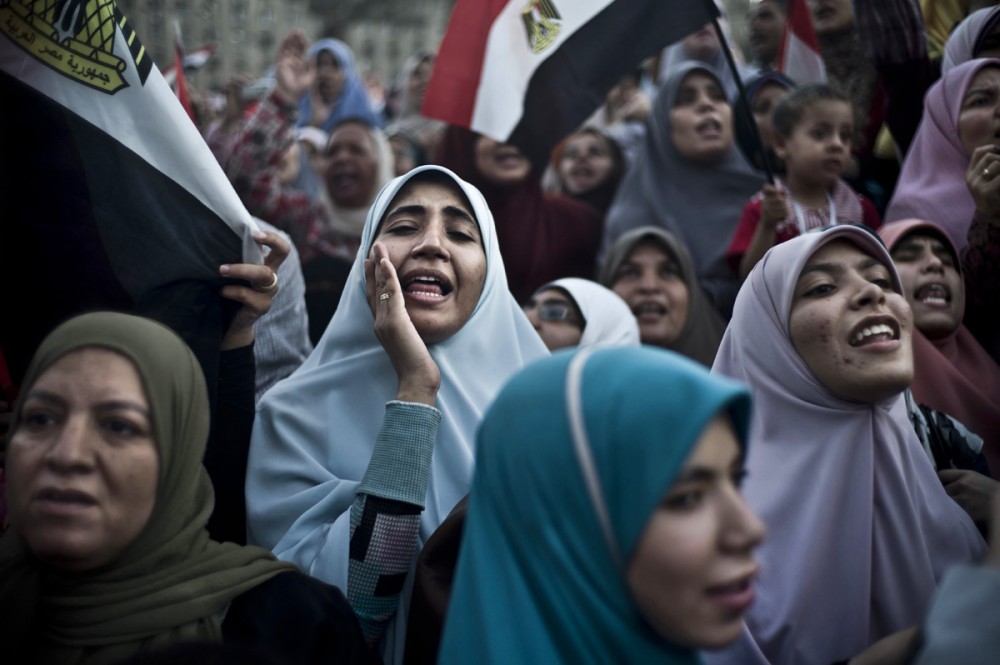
[172,23,195,122]
[423,0,718,168]
[778,0,826,85]
[0,0,261,397]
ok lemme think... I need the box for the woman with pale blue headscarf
[438,346,766,664]
[245,165,548,664]
[298,38,383,131]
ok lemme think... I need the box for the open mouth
[36,488,97,506]
[914,283,951,306]
[402,270,454,298]
[632,301,666,320]
[696,118,722,136]
[849,317,900,347]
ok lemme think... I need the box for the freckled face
[627,415,765,649]
[6,349,159,572]
[788,239,913,403]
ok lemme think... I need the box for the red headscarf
[880,219,1000,472]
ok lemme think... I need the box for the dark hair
[771,83,852,138]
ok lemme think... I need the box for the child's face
[774,99,853,190]
[751,82,790,151]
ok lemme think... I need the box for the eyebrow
[800,255,882,277]
[385,203,478,229]
[25,389,150,417]
[963,84,999,101]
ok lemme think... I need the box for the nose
[412,222,450,260]
[921,250,944,273]
[720,486,767,552]
[851,278,887,309]
[45,416,95,473]
[636,270,662,293]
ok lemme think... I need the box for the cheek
[958,111,993,154]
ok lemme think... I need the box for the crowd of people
[2,0,1000,663]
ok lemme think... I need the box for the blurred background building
[115,0,750,93]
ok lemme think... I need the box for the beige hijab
[598,226,726,367]
[0,312,294,664]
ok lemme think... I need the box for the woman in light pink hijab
[885,58,1000,253]
[703,225,986,665]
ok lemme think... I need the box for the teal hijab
[437,346,752,664]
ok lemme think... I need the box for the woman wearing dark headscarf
[601,62,766,319]
[599,226,726,367]
[297,37,382,132]
[434,126,603,303]
[0,312,377,664]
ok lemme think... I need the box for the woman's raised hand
[365,242,441,406]
[273,29,314,107]
[966,144,1000,220]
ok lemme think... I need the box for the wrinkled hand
[219,229,290,350]
[273,29,314,107]
[759,183,788,230]
[938,468,999,524]
[364,242,441,406]
[966,144,1000,220]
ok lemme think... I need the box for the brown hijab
[0,312,294,664]
[598,226,726,367]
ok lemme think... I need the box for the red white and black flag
[423,0,719,168]
[778,0,826,85]
[0,0,260,392]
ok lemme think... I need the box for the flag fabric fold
[0,0,260,393]
[777,0,826,85]
[423,0,719,168]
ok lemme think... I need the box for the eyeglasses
[524,301,580,323]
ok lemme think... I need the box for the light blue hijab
[297,38,383,131]
[438,346,752,664]
[246,165,548,659]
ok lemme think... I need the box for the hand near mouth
[365,242,441,406]
[966,144,1000,220]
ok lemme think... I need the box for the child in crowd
[727,83,881,280]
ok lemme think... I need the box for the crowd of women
[2,0,1000,663]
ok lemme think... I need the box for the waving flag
[0,0,261,394]
[778,0,826,85]
[423,0,718,168]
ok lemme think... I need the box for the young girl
[727,84,881,280]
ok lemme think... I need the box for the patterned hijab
[705,225,986,665]
[0,312,292,665]
[598,225,726,367]
[439,346,752,664]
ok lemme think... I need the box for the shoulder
[224,572,379,664]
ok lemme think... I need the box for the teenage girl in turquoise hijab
[438,346,766,663]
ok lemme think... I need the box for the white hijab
[246,165,549,662]
[537,277,640,348]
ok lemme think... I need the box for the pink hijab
[884,58,1000,252]
[705,225,986,665]
[879,219,1000,472]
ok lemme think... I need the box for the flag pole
[702,0,776,184]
